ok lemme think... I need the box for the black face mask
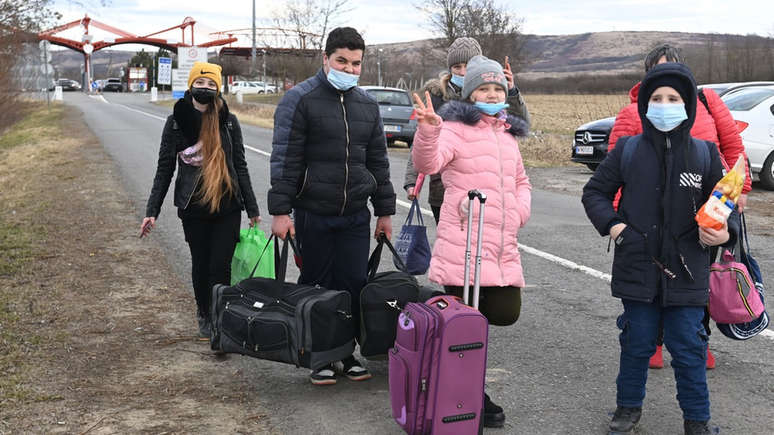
[190,87,217,105]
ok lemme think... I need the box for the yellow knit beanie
[187,62,222,92]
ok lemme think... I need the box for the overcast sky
[52,0,774,48]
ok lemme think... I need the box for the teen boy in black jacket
[268,27,396,386]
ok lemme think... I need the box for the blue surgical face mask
[327,67,359,90]
[646,102,688,132]
[474,101,509,116]
[450,74,465,88]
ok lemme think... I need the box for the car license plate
[575,146,593,155]
[384,125,401,132]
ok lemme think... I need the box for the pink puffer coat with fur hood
[412,100,531,287]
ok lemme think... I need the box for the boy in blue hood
[582,63,740,435]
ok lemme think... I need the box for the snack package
[695,156,746,230]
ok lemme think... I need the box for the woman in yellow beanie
[142,61,261,337]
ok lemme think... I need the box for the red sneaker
[706,346,716,370]
[649,345,664,369]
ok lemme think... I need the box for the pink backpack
[708,249,765,324]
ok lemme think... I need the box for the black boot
[608,406,642,434]
[197,312,211,338]
[684,420,710,435]
[483,393,505,428]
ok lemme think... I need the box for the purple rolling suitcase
[389,190,490,435]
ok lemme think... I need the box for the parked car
[571,82,774,171]
[721,86,774,190]
[570,116,616,171]
[103,78,123,92]
[50,78,81,91]
[230,81,262,95]
[361,86,417,147]
[250,81,278,94]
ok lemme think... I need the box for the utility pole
[251,0,257,81]
[377,48,383,87]
[262,49,267,82]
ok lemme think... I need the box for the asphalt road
[64,91,774,434]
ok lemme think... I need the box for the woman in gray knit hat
[404,37,532,223]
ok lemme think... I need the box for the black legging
[180,209,241,317]
[443,285,522,326]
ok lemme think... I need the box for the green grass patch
[0,104,63,405]
[0,103,61,151]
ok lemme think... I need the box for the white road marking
[116,104,167,121]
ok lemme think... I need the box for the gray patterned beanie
[447,37,482,69]
[462,55,508,100]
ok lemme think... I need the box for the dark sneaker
[483,393,505,428]
[684,420,710,435]
[198,315,211,338]
[608,406,642,434]
[310,365,337,386]
[333,356,372,381]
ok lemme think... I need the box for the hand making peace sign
[412,91,441,126]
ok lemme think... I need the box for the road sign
[39,40,51,51]
[158,57,172,85]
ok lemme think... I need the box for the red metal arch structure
[38,15,237,54]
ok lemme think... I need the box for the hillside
[46,30,762,81]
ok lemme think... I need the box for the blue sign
[158,57,172,85]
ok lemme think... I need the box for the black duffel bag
[211,235,355,370]
[358,233,442,360]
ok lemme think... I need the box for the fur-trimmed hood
[422,72,459,102]
[437,100,529,137]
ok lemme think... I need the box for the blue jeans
[616,299,710,422]
[294,208,371,327]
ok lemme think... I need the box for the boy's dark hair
[644,43,684,72]
[324,27,366,57]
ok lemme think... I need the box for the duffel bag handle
[254,232,301,298]
[368,232,411,281]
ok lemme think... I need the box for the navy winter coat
[582,63,739,306]
[268,68,396,217]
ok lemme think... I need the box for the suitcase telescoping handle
[462,189,487,309]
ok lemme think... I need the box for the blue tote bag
[393,199,432,275]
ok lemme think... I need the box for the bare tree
[416,0,530,72]
[0,0,62,129]
[270,0,352,81]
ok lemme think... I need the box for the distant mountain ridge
[375,30,762,79]
[49,30,763,80]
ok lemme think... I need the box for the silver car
[361,86,417,147]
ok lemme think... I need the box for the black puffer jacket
[582,62,739,306]
[145,93,260,219]
[268,68,396,217]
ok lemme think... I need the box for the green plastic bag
[230,227,275,285]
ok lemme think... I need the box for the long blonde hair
[197,97,234,212]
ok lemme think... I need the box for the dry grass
[522,94,630,135]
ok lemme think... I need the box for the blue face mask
[646,102,688,132]
[474,101,509,116]
[450,74,465,88]
[327,67,359,90]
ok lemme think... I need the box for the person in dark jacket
[142,62,261,337]
[403,37,531,223]
[582,63,739,435]
[268,27,396,386]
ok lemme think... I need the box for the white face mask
[646,102,688,132]
[326,67,360,90]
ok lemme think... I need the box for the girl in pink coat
[412,54,531,428]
